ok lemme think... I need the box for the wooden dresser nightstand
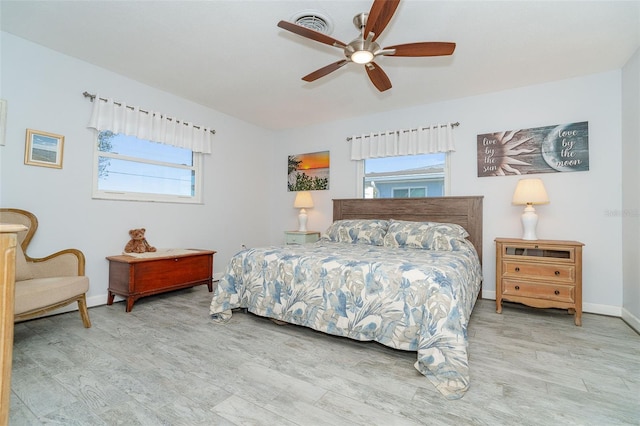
[284,231,320,245]
[495,238,584,326]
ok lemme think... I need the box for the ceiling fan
[277,0,456,92]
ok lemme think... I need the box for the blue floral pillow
[383,219,469,251]
[321,219,389,246]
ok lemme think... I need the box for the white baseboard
[87,293,109,308]
[482,290,497,300]
[19,295,102,319]
[25,288,633,325]
[582,302,622,317]
[481,291,623,317]
[20,290,197,319]
[621,307,640,333]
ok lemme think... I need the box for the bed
[210,196,483,399]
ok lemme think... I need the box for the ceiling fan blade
[277,20,347,48]
[364,0,401,41]
[365,62,392,92]
[384,42,456,57]
[302,60,349,82]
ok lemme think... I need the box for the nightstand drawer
[503,245,576,261]
[502,261,575,282]
[284,231,320,245]
[503,279,575,303]
[287,233,310,244]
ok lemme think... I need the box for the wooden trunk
[106,250,215,312]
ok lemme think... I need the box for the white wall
[1,31,630,319]
[621,47,640,331]
[0,32,274,308]
[271,71,624,316]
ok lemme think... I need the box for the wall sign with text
[477,121,589,177]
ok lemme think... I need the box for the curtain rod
[346,122,459,142]
[82,92,216,135]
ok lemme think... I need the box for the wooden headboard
[333,196,484,264]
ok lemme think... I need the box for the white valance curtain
[87,94,214,154]
[350,123,456,160]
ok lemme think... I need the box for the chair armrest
[26,249,85,278]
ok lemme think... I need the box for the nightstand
[495,238,584,326]
[284,231,320,245]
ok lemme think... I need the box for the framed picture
[287,150,330,191]
[24,129,64,169]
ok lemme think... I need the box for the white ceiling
[1,1,639,130]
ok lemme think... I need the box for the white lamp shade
[512,178,549,205]
[294,191,314,208]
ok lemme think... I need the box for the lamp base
[298,208,308,232]
[521,204,539,240]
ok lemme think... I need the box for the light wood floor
[9,285,640,425]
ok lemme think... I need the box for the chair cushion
[14,276,89,315]
[15,245,34,282]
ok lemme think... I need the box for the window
[360,153,449,198]
[93,131,203,203]
[392,187,427,198]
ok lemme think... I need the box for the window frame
[91,132,204,204]
[356,153,451,198]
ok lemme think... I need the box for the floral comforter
[209,240,482,399]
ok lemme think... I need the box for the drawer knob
[555,271,560,276]
[515,267,520,272]
[554,290,560,295]
[175,258,178,262]
[515,285,520,291]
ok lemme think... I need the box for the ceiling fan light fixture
[279,0,457,92]
[351,50,374,64]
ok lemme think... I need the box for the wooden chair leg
[77,295,91,328]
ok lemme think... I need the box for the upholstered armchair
[0,208,91,327]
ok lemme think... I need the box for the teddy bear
[124,228,157,253]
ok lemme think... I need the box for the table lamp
[512,178,549,240]
[294,191,314,232]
